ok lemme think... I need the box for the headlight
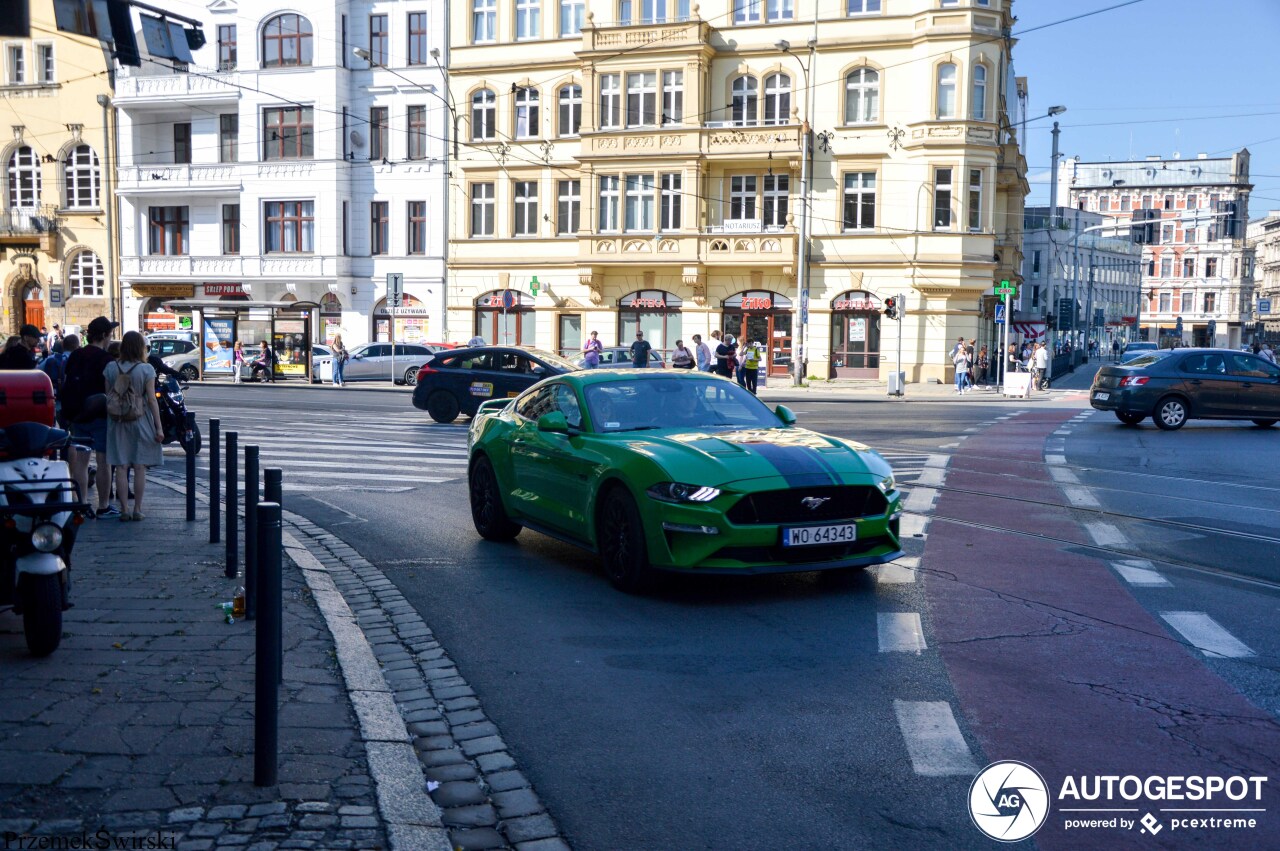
[31,523,63,552]
[646,482,721,504]
[876,475,896,494]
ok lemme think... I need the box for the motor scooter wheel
[20,573,63,657]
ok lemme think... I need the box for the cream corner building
[445,0,1027,382]
[1,0,115,336]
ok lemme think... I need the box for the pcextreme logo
[968,761,1051,842]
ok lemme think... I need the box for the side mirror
[537,412,570,434]
[775,405,796,426]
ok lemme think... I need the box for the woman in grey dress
[105,331,164,521]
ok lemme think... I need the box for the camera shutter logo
[968,761,1050,842]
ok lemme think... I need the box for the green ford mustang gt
[466,370,903,591]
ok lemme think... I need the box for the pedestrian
[467,335,486,347]
[1033,341,1050,390]
[582,330,603,368]
[714,335,735,378]
[976,346,989,386]
[232,340,245,383]
[0,324,41,370]
[1262,344,1277,365]
[693,334,712,372]
[741,338,762,393]
[1112,339,1120,362]
[948,335,965,362]
[965,339,977,391]
[104,331,163,522]
[671,339,694,369]
[51,324,63,344]
[1006,342,1019,379]
[630,330,652,368]
[145,342,181,381]
[60,316,119,518]
[257,341,274,382]
[330,335,349,385]
[953,344,971,394]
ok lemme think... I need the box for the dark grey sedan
[1090,348,1280,430]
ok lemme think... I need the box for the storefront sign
[741,297,773,310]
[203,318,235,374]
[850,318,866,343]
[627,297,666,309]
[204,283,247,297]
[834,298,877,311]
[133,284,195,298]
[722,219,762,232]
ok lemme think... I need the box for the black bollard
[263,468,283,683]
[253,500,282,787]
[209,419,220,544]
[244,446,260,620]
[184,411,197,522]
[225,431,238,579]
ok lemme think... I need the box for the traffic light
[883,297,898,320]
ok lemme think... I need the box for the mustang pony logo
[800,496,831,510]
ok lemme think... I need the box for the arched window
[262,14,313,68]
[971,64,987,121]
[558,85,582,137]
[514,87,540,139]
[844,67,879,124]
[64,144,100,208]
[471,89,496,141]
[936,63,957,119]
[7,145,41,208]
[763,73,791,126]
[731,76,758,127]
[67,250,104,297]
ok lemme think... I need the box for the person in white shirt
[1032,342,1050,390]
[1261,344,1277,365]
[693,334,713,371]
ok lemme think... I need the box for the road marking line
[871,558,918,585]
[1063,486,1102,508]
[940,442,960,448]
[904,487,937,513]
[1085,521,1127,547]
[1048,467,1079,484]
[894,701,978,777]
[1054,429,1072,435]
[915,468,946,487]
[878,613,927,653]
[1046,454,1067,465]
[1160,612,1255,658]
[924,454,949,468]
[1113,560,1171,587]
[900,514,929,538]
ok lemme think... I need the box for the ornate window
[7,146,41,208]
[971,64,987,121]
[558,85,582,136]
[471,89,496,140]
[936,63,957,119]
[731,76,758,126]
[67,250,103,297]
[845,68,879,124]
[261,14,313,68]
[514,87,540,138]
[763,73,791,125]
[473,0,496,43]
[64,144,99,208]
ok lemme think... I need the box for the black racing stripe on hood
[747,443,839,487]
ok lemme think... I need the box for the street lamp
[778,35,817,386]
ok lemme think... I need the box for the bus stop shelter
[162,299,320,381]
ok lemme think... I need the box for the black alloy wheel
[426,391,460,424]
[597,487,654,593]
[21,573,63,657]
[469,456,521,541]
[1252,419,1278,428]
[1115,411,1146,426]
[1154,396,1189,431]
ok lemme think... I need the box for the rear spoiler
[475,398,510,416]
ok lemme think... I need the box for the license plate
[781,523,858,547]
[1093,391,1110,401]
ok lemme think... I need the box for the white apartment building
[113,0,448,356]
[1059,150,1254,349]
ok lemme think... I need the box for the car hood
[610,426,891,488]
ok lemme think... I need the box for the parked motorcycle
[0,422,89,656]
[157,374,201,455]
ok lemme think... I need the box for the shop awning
[1011,322,1047,339]
[161,299,319,310]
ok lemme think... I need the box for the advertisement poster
[203,318,234,374]
[850,317,866,343]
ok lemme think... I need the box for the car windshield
[584,377,781,432]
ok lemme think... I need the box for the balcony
[0,206,61,255]
[580,124,802,161]
[581,18,709,52]
[116,165,241,195]
[121,255,334,280]
[582,228,796,266]
[114,69,240,106]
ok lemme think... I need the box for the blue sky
[1012,0,1280,217]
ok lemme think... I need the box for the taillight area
[416,364,436,382]
[1120,376,1149,387]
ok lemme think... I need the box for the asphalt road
[180,382,1280,850]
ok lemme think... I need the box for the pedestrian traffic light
[883,297,898,320]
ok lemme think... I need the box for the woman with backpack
[331,334,349,386]
[104,331,163,521]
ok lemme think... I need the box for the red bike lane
[922,409,1280,849]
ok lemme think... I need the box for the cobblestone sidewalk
[0,479,389,850]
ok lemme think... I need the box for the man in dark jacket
[0,324,41,370]
[62,317,119,517]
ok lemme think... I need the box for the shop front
[722,291,792,376]
[164,299,317,381]
[618,290,682,355]
[829,291,881,379]
[374,293,431,344]
[475,290,535,346]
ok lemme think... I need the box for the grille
[715,536,892,566]
[726,485,887,525]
